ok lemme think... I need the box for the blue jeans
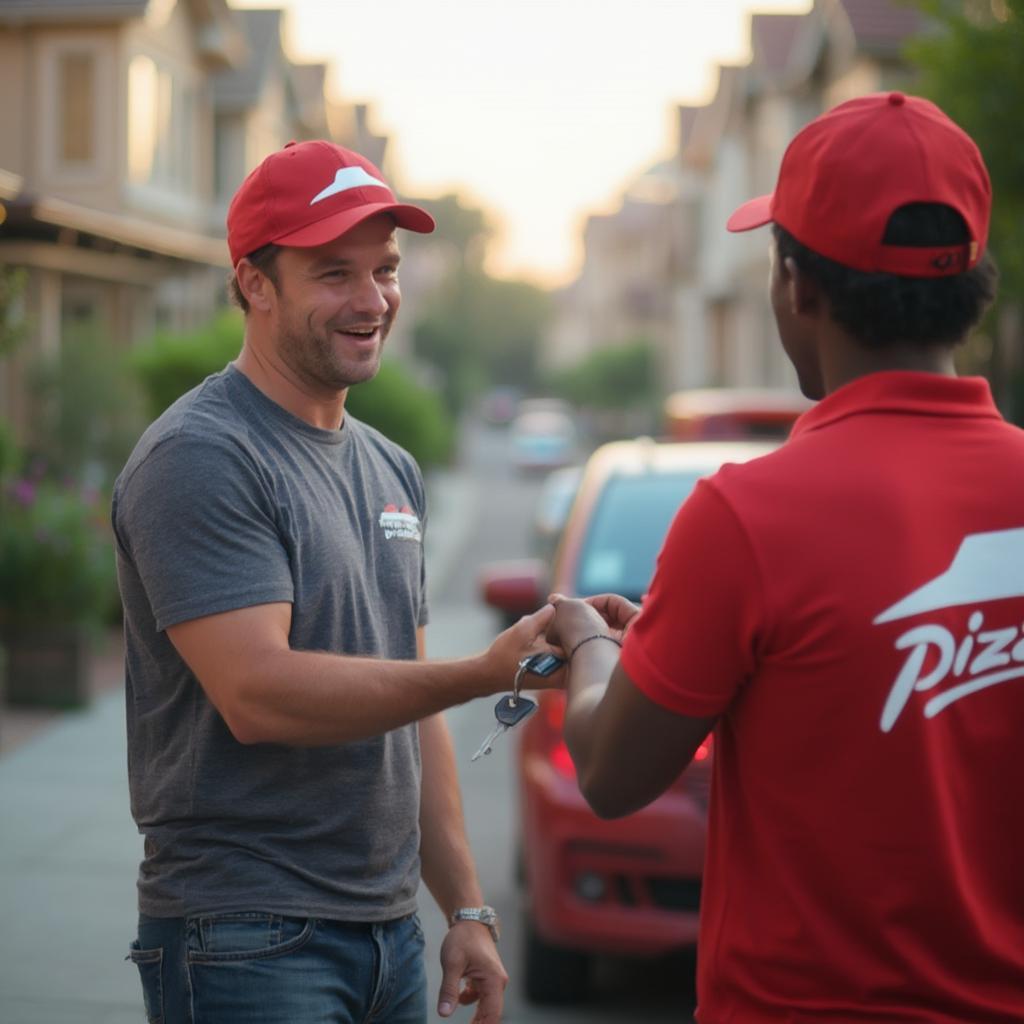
[128,911,427,1023]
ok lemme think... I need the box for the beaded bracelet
[568,633,622,660]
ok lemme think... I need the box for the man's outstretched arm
[167,602,556,746]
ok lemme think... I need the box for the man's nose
[350,274,390,317]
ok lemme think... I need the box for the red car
[481,438,779,1002]
[662,386,809,441]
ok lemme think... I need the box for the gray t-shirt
[112,364,429,920]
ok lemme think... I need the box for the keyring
[513,656,532,705]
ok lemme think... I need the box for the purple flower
[11,479,35,506]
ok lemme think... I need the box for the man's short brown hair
[228,243,282,314]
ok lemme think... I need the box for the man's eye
[378,265,399,277]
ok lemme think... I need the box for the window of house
[41,36,110,182]
[58,52,96,165]
[128,53,197,195]
[128,55,158,183]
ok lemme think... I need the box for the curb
[424,468,482,601]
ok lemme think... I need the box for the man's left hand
[437,922,508,1022]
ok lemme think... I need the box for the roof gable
[838,0,923,55]
[212,7,286,110]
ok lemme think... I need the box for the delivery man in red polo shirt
[546,93,1024,1022]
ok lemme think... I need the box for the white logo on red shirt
[874,527,1024,732]
[379,503,421,543]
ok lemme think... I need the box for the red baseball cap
[727,92,991,277]
[226,140,435,266]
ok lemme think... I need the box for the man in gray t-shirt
[114,141,558,1024]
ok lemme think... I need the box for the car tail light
[539,694,712,781]
[543,691,566,729]
[539,692,578,779]
[551,740,577,780]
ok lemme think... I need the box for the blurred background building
[544,0,924,395]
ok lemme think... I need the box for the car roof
[663,387,809,418]
[584,438,780,479]
[512,409,576,431]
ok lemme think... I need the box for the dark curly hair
[228,243,282,314]
[773,204,998,350]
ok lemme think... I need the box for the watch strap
[449,905,500,943]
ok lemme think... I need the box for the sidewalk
[0,466,482,1023]
[0,630,125,759]
[0,647,143,1023]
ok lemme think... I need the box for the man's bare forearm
[227,649,494,746]
[169,603,556,747]
[418,713,484,916]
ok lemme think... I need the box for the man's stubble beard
[277,305,392,392]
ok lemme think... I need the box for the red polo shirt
[622,372,1024,1023]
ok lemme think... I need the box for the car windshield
[575,470,705,601]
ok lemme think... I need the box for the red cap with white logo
[726,92,991,278]
[226,140,435,266]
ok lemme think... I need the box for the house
[0,0,248,435]
[545,0,925,398]
[0,0,418,440]
[702,0,925,391]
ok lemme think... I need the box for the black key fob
[522,652,565,677]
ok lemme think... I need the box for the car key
[471,694,538,761]
[471,652,564,762]
[513,651,565,702]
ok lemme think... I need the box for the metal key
[471,694,538,761]
[471,652,564,762]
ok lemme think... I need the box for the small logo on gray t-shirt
[379,504,422,542]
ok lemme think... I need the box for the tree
[549,338,657,411]
[908,0,1024,420]
[547,338,660,441]
[417,193,492,273]
[413,267,552,417]
[410,192,553,417]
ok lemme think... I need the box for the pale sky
[235,0,812,286]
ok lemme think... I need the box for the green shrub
[0,473,116,629]
[131,312,451,468]
[28,330,147,489]
[0,418,19,479]
[131,309,244,420]
[345,360,453,469]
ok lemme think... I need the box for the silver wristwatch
[449,905,500,943]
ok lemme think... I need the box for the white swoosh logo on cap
[309,166,387,206]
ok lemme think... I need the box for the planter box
[1,624,92,709]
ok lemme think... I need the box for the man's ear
[783,257,822,318]
[235,259,276,314]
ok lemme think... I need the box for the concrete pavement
[0,466,483,1024]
